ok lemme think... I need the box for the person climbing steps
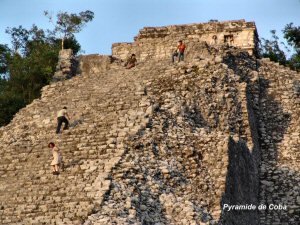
[48,142,62,175]
[56,106,70,134]
[172,40,186,63]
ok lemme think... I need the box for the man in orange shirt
[172,40,186,62]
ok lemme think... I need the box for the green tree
[0,89,26,126]
[52,36,81,55]
[283,23,300,70]
[4,25,60,104]
[44,10,94,50]
[261,23,300,71]
[0,39,57,126]
[0,44,11,75]
[0,10,94,126]
[7,42,58,103]
[5,26,29,53]
[283,23,300,49]
[260,30,287,65]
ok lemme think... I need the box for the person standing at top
[48,142,62,175]
[172,40,186,63]
[56,106,70,134]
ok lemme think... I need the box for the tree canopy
[260,23,300,71]
[0,10,94,126]
[0,44,10,75]
[260,30,287,65]
[44,10,94,50]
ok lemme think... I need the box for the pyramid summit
[113,19,258,61]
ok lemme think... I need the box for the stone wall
[112,19,258,61]
[257,59,300,224]
[77,55,114,76]
[52,51,115,81]
[53,49,78,82]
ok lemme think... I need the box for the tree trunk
[61,38,64,50]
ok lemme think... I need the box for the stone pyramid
[0,20,299,225]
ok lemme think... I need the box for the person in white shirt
[56,106,70,134]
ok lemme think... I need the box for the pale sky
[0,0,300,55]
